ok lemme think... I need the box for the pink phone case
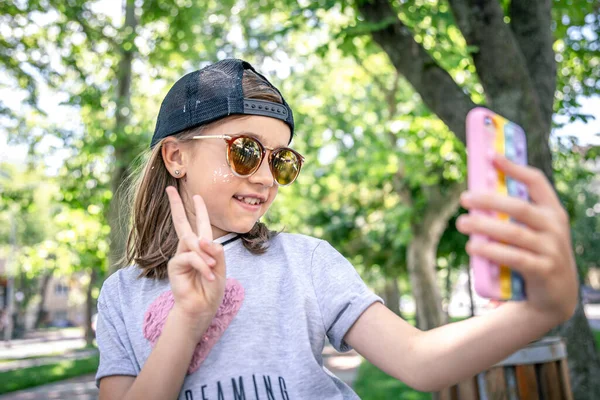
[466,107,528,301]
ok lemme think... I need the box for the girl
[95,59,578,400]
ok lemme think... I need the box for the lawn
[0,355,99,394]
[353,361,431,400]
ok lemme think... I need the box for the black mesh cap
[150,59,294,148]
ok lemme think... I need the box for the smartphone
[466,107,528,301]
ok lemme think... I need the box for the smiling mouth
[233,195,265,206]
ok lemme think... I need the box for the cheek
[266,188,279,207]
[210,162,235,185]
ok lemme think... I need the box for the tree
[0,0,241,276]
[348,0,600,396]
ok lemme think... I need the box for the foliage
[553,141,600,279]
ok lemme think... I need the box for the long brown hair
[121,70,284,280]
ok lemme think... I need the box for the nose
[247,153,275,187]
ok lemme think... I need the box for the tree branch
[447,0,553,177]
[509,0,556,126]
[421,181,466,236]
[356,0,475,144]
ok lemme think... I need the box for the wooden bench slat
[559,359,574,400]
[504,367,519,400]
[457,378,479,400]
[539,361,563,400]
[515,365,539,400]
[483,367,508,400]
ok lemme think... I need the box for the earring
[174,170,181,176]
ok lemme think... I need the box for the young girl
[95,59,578,400]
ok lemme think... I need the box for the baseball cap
[150,59,294,148]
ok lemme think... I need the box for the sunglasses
[192,134,305,186]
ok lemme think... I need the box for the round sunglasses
[192,134,305,186]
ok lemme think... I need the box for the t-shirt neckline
[214,232,241,247]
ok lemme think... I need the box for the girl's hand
[165,186,226,332]
[456,154,578,325]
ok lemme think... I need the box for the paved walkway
[0,349,98,373]
[0,329,86,361]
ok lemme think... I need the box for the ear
[162,138,186,178]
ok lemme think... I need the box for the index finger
[492,154,562,209]
[165,186,195,239]
[193,194,213,242]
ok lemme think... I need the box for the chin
[229,220,260,234]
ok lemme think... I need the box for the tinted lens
[229,137,262,176]
[271,149,301,185]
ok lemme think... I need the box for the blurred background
[0,0,599,398]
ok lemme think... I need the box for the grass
[594,330,600,350]
[0,355,99,394]
[353,361,431,400]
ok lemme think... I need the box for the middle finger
[177,234,217,267]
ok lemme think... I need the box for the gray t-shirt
[95,232,383,399]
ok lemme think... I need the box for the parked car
[582,285,600,304]
[49,318,76,328]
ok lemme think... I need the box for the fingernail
[208,257,216,266]
[461,192,472,202]
[209,273,216,281]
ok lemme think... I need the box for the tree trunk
[383,278,401,317]
[107,160,131,274]
[444,265,452,318]
[467,267,475,317]
[407,183,465,330]
[407,230,447,331]
[34,273,52,329]
[85,268,98,346]
[551,290,600,398]
[107,0,137,275]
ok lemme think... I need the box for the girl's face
[163,115,292,239]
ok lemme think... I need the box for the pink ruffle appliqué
[142,278,245,374]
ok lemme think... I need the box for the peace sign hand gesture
[165,186,227,335]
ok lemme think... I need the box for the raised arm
[345,154,577,392]
[100,188,226,400]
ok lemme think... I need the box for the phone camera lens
[484,117,492,126]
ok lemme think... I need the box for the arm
[346,154,577,392]
[345,301,559,392]
[100,307,211,400]
[101,189,227,400]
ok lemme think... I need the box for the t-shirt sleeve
[95,282,138,388]
[310,240,384,353]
